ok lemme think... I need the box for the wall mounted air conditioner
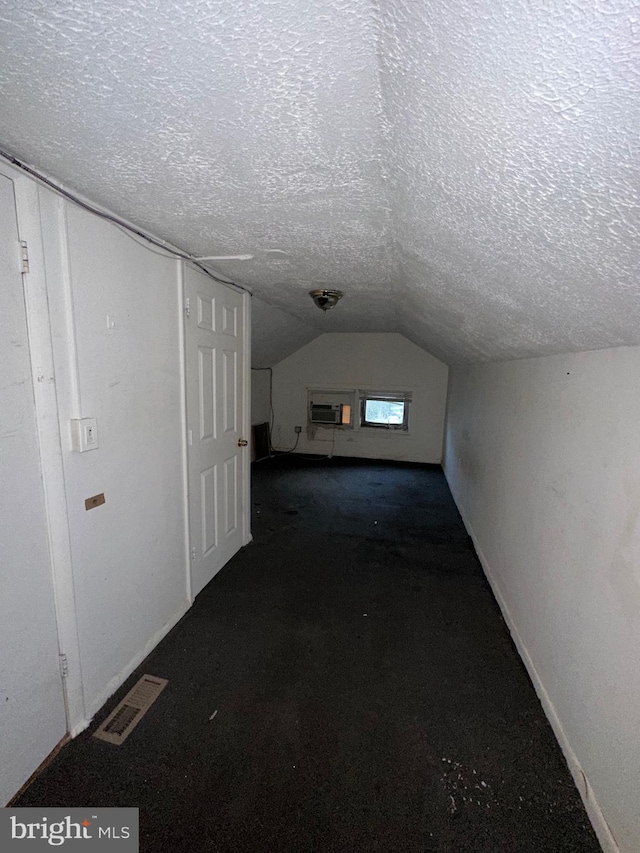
[309,403,342,425]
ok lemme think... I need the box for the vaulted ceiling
[1,0,638,365]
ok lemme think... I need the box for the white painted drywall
[251,370,271,427]
[251,295,320,370]
[0,170,67,805]
[251,294,322,435]
[41,197,189,722]
[444,346,640,853]
[271,333,448,464]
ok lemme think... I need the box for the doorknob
[237,438,248,447]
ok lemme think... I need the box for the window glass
[360,395,409,430]
[364,399,405,425]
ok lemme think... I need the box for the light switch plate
[70,418,99,452]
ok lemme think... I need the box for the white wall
[251,295,319,368]
[251,295,321,446]
[0,169,67,805]
[40,191,190,725]
[444,346,640,853]
[251,370,271,426]
[271,333,448,464]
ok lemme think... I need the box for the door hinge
[20,240,29,274]
[191,546,196,561]
[185,297,190,318]
[59,653,69,679]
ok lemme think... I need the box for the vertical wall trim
[178,260,193,604]
[11,168,86,732]
[441,366,453,466]
[55,202,83,419]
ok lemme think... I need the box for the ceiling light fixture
[309,289,344,311]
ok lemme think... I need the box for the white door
[0,172,67,804]
[184,265,250,598]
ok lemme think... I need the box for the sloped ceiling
[0,0,638,364]
[251,296,320,367]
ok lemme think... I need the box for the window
[359,392,410,431]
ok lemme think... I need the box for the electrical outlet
[294,425,302,433]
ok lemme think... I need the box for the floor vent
[93,674,168,745]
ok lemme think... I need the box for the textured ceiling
[0,0,638,364]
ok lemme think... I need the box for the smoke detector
[309,289,344,311]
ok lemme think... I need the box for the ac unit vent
[310,403,342,425]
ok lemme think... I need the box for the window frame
[359,393,410,432]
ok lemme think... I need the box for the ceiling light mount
[309,289,344,311]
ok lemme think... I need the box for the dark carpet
[16,456,601,852]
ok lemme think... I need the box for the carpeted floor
[15,456,601,852]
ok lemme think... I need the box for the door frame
[181,262,252,605]
[240,283,252,549]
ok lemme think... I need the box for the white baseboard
[72,599,191,734]
[69,718,90,738]
[449,488,619,853]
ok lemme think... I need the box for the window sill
[356,428,413,439]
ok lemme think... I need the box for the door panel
[185,266,248,598]
[0,172,67,804]
[199,347,215,440]
[201,465,218,556]
[224,455,238,535]
[223,349,238,432]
